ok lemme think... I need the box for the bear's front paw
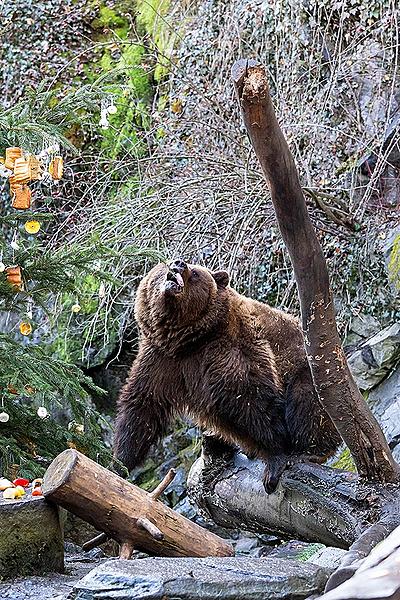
[262,454,289,494]
[262,466,280,494]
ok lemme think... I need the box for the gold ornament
[171,99,183,114]
[49,156,63,180]
[71,303,81,313]
[4,147,22,170]
[24,385,36,395]
[12,184,31,210]
[19,321,32,336]
[24,220,40,234]
[6,266,22,290]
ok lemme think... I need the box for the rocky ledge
[72,556,330,600]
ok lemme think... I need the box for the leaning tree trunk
[231,59,399,484]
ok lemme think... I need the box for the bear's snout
[169,259,187,274]
[161,259,187,295]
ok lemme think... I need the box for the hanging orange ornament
[24,220,40,234]
[19,321,32,336]
[27,155,42,180]
[24,385,36,395]
[4,147,22,170]
[6,266,22,290]
[48,156,63,180]
[12,184,31,210]
[13,157,31,184]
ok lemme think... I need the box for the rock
[234,536,259,554]
[0,496,63,580]
[307,547,347,571]
[72,556,330,599]
[259,541,325,562]
[348,323,400,390]
[382,226,400,292]
[368,366,400,461]
[349,315,381,339]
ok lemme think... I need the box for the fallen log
[42,449,233,559]
[188,441,400,550]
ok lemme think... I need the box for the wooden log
[188,442,400,549]
[42,449,233,558]
[231,58,399,485]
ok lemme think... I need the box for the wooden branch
[43,449,234,559]
[231,58,399,484]
[82,532,109,552]
[137,517,164,540]
[119,541,135,560]
[149,468,176,501]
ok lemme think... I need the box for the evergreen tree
[0,84,153,479]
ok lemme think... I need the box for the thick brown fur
[113,261,341,492]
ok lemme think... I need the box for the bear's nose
[170,259,187,273]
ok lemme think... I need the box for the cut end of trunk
[43,448,79,497]
[231,59,269,105]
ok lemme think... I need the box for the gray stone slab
[72,556,329,600]
[307,547,347,571]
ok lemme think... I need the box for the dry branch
[231,58,399,484]
[43,449,233,559]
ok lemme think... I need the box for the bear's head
[135,260,230,347]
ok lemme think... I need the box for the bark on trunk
[42,449,233,559]
[231,58,399,484]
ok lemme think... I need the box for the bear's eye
[191,269,199,280]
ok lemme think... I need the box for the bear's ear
[212,270,230,288]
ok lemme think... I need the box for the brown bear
[113,259,341,492]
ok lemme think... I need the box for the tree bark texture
[231,58,399,484]
[42,449,233,559]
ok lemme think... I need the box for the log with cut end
[42,449,233,559]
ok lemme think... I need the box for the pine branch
[0,334,104,402]
[0,83,104,153]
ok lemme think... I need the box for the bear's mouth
[162,270,185,295]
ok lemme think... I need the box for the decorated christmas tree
[0,85,150,480]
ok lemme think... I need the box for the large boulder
[348,323,400,390]
[368,367,400,462]
[0,495,63,580]
[72,556,329,600]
